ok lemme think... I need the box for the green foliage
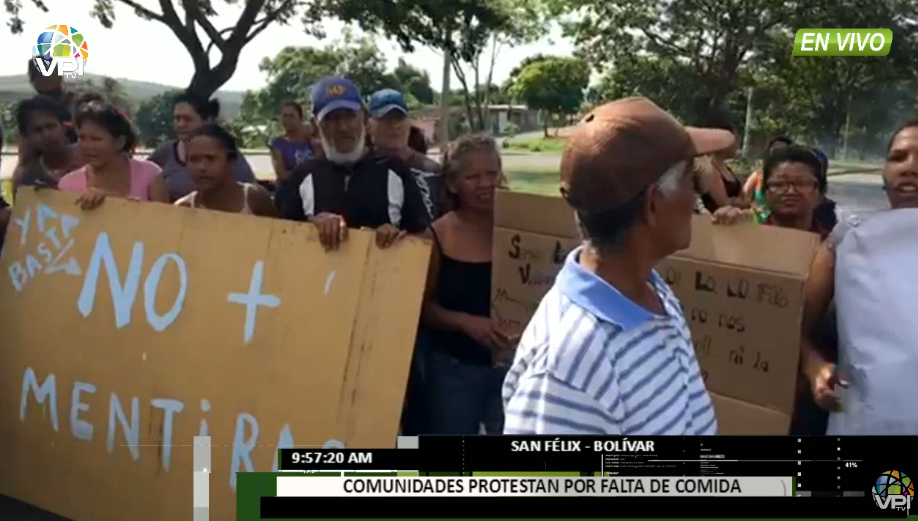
[239,32,435,132]
[557,0,794,122]
[507,57,589,127]
[391,59,435,104]
[134,90,180,148]
[504,136,566,152]
[568,0,918,157]
[308,0,545,133]
[307,0,510,63]
[4,0,48,34]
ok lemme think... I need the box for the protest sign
[0,189,430,521]
[491,190,819,435]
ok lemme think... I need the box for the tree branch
[117,0,166,22]
[184,0,226,52]
[245,4,295,45]
[226,0,268,48]
[206,27,235,55]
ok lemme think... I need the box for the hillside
[0,73,244,117]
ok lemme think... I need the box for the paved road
[0,150,561,178]
[1,151,890,215]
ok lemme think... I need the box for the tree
[508,56,589,136]
[135,90,180,148]
[448,0,547,131]
[308,0,539,131]
[391,59,435,105]
[90,0,314,99]
[5,0,49,33]
[238,31,397,129]
[592,55,702,122]
[555,0,795,122]
[752,0,918,155]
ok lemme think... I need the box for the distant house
[411,104,543,144]
[485,104,543,135]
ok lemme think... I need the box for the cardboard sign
[0,189,430,521]
[491,190,819,435]
[491,191,579,336]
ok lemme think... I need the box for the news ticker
[244,473,914,519]
[277,435,916,494]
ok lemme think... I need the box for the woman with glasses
[712,146,832,240]
[711,145,835,435]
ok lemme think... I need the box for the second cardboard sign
[491,190,819,435]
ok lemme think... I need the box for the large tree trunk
[101,0,288,100]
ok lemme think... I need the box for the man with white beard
[276,77,431,250]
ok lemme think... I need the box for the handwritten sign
[657,259,806,411]
[491,190,580,337]
[491,190,819,432]
[0,189,430,521]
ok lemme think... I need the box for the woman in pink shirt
[58,101,169,210]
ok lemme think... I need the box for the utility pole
[438,32,452,149]
[841,95,851,161]
[742,87,754,157]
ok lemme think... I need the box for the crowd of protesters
[1,59,914,438]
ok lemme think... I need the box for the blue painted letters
[70,382,96,442]
[19,367,59,432]
[78,233,143,328]
[78,232,188,331]
[107,393,140,460]
[143,253,188,331]
[227,261,280,344]
[230,413,259,490]
[151,398,184,471]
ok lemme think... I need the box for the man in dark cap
[503,97,735,435]
[276,77,431,249]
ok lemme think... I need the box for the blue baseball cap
[311,77,364,121]
[368,89,409,118]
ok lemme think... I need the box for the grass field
[506,169,561,195]
[504,136,567,153]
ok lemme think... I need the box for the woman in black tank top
[694,119,745,213]
[420,134,514,435]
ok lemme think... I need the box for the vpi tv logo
[873,470,914,512]
[31,24,89,78]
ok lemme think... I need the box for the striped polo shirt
[502,246,717,435]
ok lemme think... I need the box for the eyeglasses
[766,180,819,195]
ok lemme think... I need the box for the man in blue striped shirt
[503,97,735,435]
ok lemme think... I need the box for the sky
[0,2,575,94]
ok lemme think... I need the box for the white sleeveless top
[828,209,918,435]
[186,183,254,214]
